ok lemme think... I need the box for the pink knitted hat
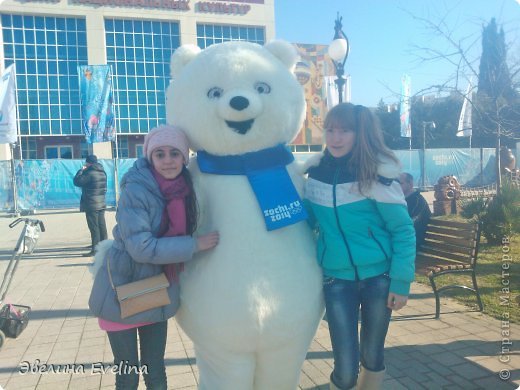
[143,125,190,164]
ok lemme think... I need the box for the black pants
[85,209,107,250]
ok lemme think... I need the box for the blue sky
[274,0,520,107]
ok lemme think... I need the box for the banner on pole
[400,74,412,138]
[324,76,349,109]
[0,64,18,144]
[78,65,115,143]
[457,81,473,137]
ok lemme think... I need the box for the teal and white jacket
[304,151,415,295]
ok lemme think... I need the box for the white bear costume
[166,40,324,390]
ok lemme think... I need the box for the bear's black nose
[230,96,249,111]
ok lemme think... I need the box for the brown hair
[324,103,398,193]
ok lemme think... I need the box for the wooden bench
[416,218,483,319]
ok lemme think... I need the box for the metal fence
[1,148,498,213]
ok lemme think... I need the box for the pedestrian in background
[304,103,416,390]
[89,125,219,390]
[399,172,432,249]
[73,154,108,256]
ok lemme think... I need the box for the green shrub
[460,197,487,220]
[460,179,520,245]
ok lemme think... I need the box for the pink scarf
[151,168,191,281]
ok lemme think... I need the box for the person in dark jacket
[73,154,108,256]
[399,172,432,249]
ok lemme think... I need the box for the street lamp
[328,12,350,103]
[421,121,436,188]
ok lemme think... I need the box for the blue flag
[78,65,115,143]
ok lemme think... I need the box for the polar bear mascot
[165,40,324,390]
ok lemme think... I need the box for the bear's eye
[207,87,223,99]
[254,82,271,94]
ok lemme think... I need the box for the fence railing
[1,148,498,212]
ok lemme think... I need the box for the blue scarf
[197,144,308,231]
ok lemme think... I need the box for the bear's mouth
[225,119,255,135]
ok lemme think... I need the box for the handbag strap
[106,257,116,291]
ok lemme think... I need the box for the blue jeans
[323,274,391,389]
[107,321,168,390]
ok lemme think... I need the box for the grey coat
[88,158,197,324]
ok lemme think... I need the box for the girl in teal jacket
[304,103,415,390]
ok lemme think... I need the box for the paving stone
[0,211,515,389]
[451,361,496,380]
[425,370,452,386]
[446,373,486,389]
[382,377,411,389]
[399,350,428,364]
[396,376,426,389]
[168,371,198,389]
[68,374,102,389]
[429,350,467,366]
[5,372,41,388]
[425,361,456,377]
[476,375,518,389]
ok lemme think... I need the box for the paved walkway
[0,210,518,389]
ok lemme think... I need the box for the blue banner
[0,160,14,210]
[1,160,119,211]
[423,148,496,187]
[0,153,498,213]
[116,158,136,183]
[78,65,115,143]
[394,149,422,184]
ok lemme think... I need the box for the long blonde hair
[324,103,398,193]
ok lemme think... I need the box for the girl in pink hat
[89,124,219,390]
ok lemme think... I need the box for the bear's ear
[170,44,201,78]
[264,40,299,71]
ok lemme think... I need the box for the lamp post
[328,12,350,103]
[421,121,436,189]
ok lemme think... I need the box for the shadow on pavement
[0,246,91,261]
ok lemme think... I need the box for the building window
[196,23,265,48]
[113,136,129,158]
[136,144,144,158]
[105,19,180,135]
[45,145,73,159]
[1,15,87,137]
[79,138,89,159]
[20,138,37,159]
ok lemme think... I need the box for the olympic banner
[457,81,473,137]
[400,74,412,138]
[78,65,115,143]
[0,64,18,144]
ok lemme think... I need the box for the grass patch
[415,232,519,323]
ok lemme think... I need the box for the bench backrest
[417,219,481,268]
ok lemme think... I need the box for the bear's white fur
[166,40,324,390]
